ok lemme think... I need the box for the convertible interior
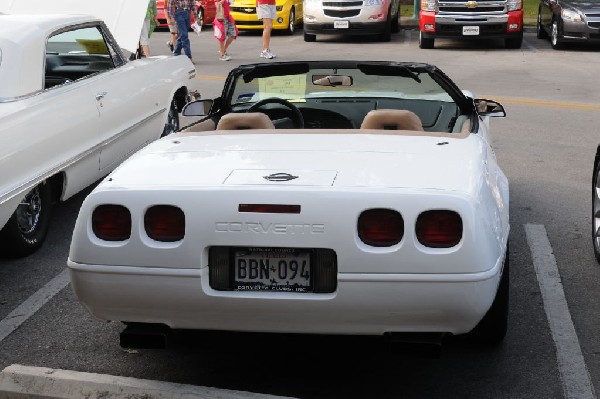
[183,62,476,136]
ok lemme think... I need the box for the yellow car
[230,0,303,34]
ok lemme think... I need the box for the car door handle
[95,92,108,101]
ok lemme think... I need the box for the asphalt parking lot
[2,22,600,398]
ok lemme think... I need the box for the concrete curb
[0,364,296,399]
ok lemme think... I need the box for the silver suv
[303,0,401,41]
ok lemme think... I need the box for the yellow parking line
[196,75,226,81]
[483,96,600,111]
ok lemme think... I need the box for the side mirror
[182,99,213,117]
[475,99,506,117]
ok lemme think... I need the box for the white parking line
[525,224,597,399]
[0,269,70,343]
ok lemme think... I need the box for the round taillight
[92,204,131,241]
[416,210,462,248]
[358,209,404,247]
[144,205,185,242]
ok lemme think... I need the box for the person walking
[165,0,178,52]
[256,0,276,59]
[140,0,158,57]
[213,0,237,61]
[167,0,198,61]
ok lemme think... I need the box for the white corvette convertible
[68,61,510,348]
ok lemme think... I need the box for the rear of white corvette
[68,130,509,347]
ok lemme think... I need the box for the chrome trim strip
[0,108,165,206]
[436,14,508,22]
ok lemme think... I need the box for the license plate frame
[334,20,349,29]
[462,26,480,35]
[233,247,312,293]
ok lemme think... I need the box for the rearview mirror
[182,99,213,117]
[312,75,353,86]
[474,99,506,117]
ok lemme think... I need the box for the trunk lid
[106,133,486,194]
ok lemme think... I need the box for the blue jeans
[173,9,192,59]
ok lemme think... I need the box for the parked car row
[152,0,600,48]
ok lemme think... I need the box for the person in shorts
[165,0,178,52]
[139,0,158,57]
[256,0,276,59]
[213,0,237,61]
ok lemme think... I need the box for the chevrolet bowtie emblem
[466,1,478,7]
[263,173,299,182]
[244,7,254,12]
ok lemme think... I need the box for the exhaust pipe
[385,332,445,357]
[120,323,169,349]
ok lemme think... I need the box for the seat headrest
[360,109,424,131]
[216,112,275,130]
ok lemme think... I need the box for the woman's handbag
[215,1,225,20]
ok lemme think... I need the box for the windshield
[229,67,454,108]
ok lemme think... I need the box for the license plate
[334,20,349,29]
[463,26,479,35]
[233,247,311,292]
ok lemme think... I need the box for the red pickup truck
[419,0,523,49]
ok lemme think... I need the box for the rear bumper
[68,258,502,336]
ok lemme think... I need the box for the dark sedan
[537,0,600,48]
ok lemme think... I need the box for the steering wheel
[247,97,304,129]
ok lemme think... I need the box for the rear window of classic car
[45,26,116,89]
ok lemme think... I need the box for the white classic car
[68,61,510,349]
[0,10,195,257]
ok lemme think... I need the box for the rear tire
[551,19,562,49]
[419,31,434,49]
[197,8,204,28]
[391,9,400,33]
[379,12,392,41]
[467,247,509,346]
[304,32,316,42]
[0,182,53,258]
[286,8,296,34]
[537,11,547,39]
[161,97,179,137]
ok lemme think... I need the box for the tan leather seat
[360,109,424,131]
[216,112,275,130]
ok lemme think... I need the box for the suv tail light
[92,204,131,241]
[144,205,185,242]
[358,209,404,247]
[416,210,462,248]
